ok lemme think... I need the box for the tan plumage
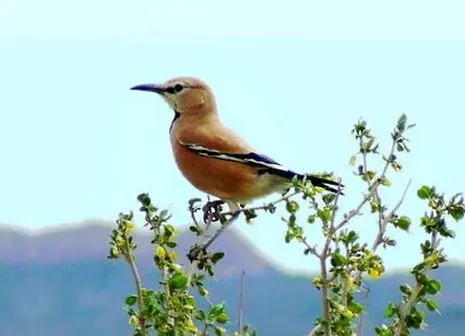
[131,76,343,212]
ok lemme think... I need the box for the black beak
[130,84,165,94]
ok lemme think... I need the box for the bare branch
[372,179,412,251]
[122,245,147,336]
[237,270,246,332]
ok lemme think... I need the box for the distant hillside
[0,221,273,278]
[0,222,464,336]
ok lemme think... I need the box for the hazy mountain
[0,222,464,335]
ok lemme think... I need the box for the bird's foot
[202,200,225,223]
[187,210,241,262]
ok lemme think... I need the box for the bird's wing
[175,125,294,176]
[180,141,290,171]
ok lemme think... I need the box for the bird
[130,76,343,217]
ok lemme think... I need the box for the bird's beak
[130,84,165,94]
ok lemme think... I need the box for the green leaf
[198,286,209,298]
[348,301,365,314]
[125,295,137,306]
[214,326,226,336]
[330,253,347,267]
[370,201,380,213]
[189,225,199,233]
[349,155,357,166]
[284,231,293,243]
[317,208,332,223]
[379,177,392,187]
[399,284,412,296]
[425,299,439,312]
[450,204,465,221]
[137,193,151,207]
[206,264,215,277]
[196,309,206,321]
[168,272,188,290]
[322,193,335,205]
[415,272,429,286]
[391,162,402,172]
[164,224,175,235]
[210,304,225,317]
[374,326,393,336]
[384,303,397,318]
[286,200,300,213]
[159,209,170,220]
[417,186,433,200]
[397,114,407,132]
[406,307,425,329]
[211,252,225,264]
[244,209,257,222]
[363,170,376,181]
[395,216,411,231]
[216,313,229,324]
[425,279,441,295]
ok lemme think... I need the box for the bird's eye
[165,86,175,94]
[164,84,184,94]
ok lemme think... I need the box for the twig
[188,199,201,229]
[393,231,439,336]
[202,211,240,251]
[319,257,331,336]
[191,191,302,261]
[186,203,213,278]
[237,270,246,332]
[334,139,395,232]
[393,284,423,336]
[307,325,322,336]
[373,140,396,233]
[223,190,301,217]
[372,179,412,251]
[329,179,343,230]
[304,181,344,336]
[122,243,147,335]
[356,285,369,336]
[316,181,344,336]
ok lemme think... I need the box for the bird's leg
[187,210,240,262]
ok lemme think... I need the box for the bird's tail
[300,174,344,194]
[267,169,343,194]
[258,165,344,194]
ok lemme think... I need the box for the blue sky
[1,0,464,273]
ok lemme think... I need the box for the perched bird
[131,77,343,214]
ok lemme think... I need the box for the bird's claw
[202,200,225,223]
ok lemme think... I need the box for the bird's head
[131,77,215,115]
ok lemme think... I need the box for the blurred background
[1,1,465,335]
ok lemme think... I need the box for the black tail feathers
[257,166,344,194]
[300,174,344,195]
